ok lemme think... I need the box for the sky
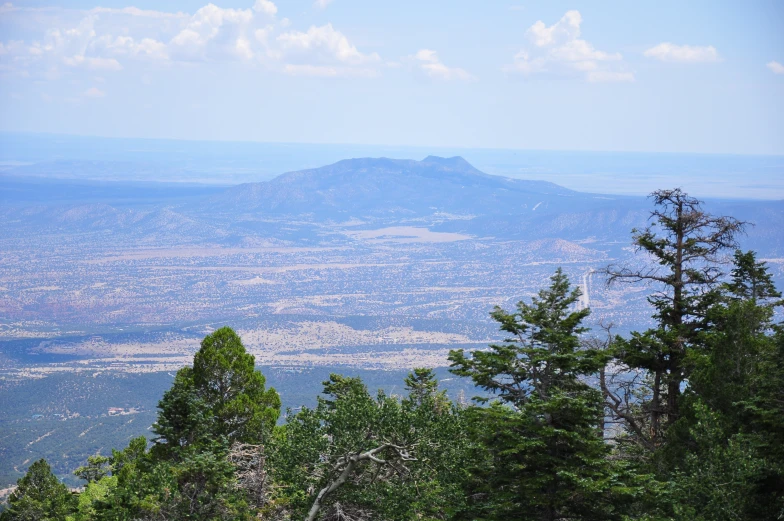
[0,0,782,155]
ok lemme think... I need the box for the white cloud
[169,4,256,61]
[413,49,474,81]
[0,1,383,78]
[766,61,784,74]
[527,10,581,47]
[253,0,278,16]
[314,0,335,9]
[83,86,105,98]
[276,23,380,76]
[235,36,253,60]
[93,35,168,61]
[63,55,122,71]
[90,7,187,19]
[643,43,720,63]
[504,10,633,82]
[0,40,25,56]
[278,24,379,65]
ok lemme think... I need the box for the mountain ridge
[205,155,581,217]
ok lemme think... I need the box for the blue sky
[0,0,782,154]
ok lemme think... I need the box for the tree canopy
[5,190,783,521]
[153,326,281,455]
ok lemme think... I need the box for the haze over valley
[2,1,784,517]
[1,133,783,487]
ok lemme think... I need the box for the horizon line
[2,130,783,159]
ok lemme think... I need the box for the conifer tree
[672,250,784,519]
[0,459,75,521]
[153,327,281,454]
[74,454,110,484]
[726,249,781,303]
[602,189,745,445]
[450,269,626,520]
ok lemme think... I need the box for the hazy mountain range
[2,154,783,487]
[3,155,782,255]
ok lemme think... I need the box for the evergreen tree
[727,249,782,303]
[403,367,449,411]
[153,327,281,454]
[450,268,629,520]
[0,459,76,521]
[272,373,472,521]
[672,250,784,519]
[688,251,781,427]
[602,188,745,446]
[92,436,250,521]
[74,454,111,484]
[153,367,213,453]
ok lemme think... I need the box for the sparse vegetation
[2,191,783,520]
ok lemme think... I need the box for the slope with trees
[2,189,782,521]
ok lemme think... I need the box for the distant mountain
[2,155,781,253]
[204,156,582,218]
[201,156,784,252]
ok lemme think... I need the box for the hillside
[205,156,582,218]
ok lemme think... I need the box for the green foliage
[669,402,779,521]
[0,459,76,521]
[450,269,635,520]
[403,367,442,407]
[153,326,281,455]
[152,367,213,453]
[91,436,251,521]
[74,454,111,484]
[68,475,117,521]
[271,372,474,520]
[605,189,746,442]
[14,212,784,521]
[605,211,783,519]
[727,249,782,303]
[671,251,784,518]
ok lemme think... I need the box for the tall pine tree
[450,269,628,520]
[602,189,745,446]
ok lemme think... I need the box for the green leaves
[449,268,636,520]
[153,327,281,455]
[191,327,281,444]
[74,454,111,484]
[271,371,474,520]
[604,189,747,446]
[450,268,595,407]
[1,459,76,521]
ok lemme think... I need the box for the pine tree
[0,459,75,521]
[449,269,626,520]
[673,250,784,518]
[74,454,111,484]
[403,367,448,410]
[602,189,745,445]
[727,249,781,303]
[153,327,281,454]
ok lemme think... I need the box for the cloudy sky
[0,0,782,154]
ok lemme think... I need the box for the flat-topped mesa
[421,155,481,171]
[205,155,577,217]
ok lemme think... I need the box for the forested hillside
[2,189,782,520]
